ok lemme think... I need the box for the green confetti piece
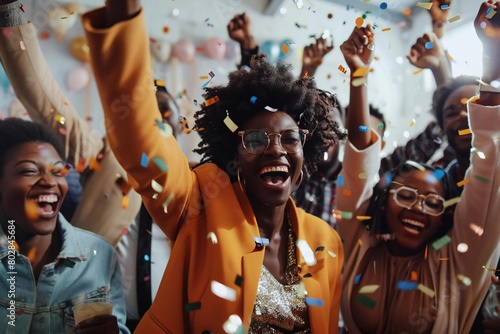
[432,235,451,250]
[152,157,168,172]
[341,211,353,219]
[315,246,325,252]
[184,301,201,313]
[444,197,461,208]
[356,294,377,309]
[417,284,435,297]
[474,175,490,183]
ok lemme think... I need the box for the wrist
[240,36,256,50]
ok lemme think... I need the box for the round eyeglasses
[389,181,445,216]
[237,128,309,155]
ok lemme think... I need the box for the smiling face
[0,142,68,240]
[236,111,304,209]
[442,85,477,157]
[385,169,445,255]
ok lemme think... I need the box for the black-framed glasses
[389,181,445,216]
[237,128,309,155]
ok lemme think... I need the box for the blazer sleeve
[82,8,193,241]
[0,22,104,166]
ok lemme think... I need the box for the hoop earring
[237,167,246,192]
[292,170,304,192]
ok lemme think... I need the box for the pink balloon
[67,67,89,92]
[203,38,226,60]
[172,38,196,63]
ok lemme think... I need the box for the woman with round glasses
[337,2,500,333]
[82,0,346,332]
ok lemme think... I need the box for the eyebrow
[14,160,65,167]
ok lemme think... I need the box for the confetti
[486,9,497,19]
[151,180,163,193]
[469,223,484,236]
[411,271,418,281]
[40,31,50,40]
[353,67,369,77]
[20,40,25,50]
[356,216,372,221]
[211,280,236,301]
[382,27,391,32]
[54,114,66,124]
[457,243,468,253]
[432,169,445,180]
[184,302,201,312]
[341,210,353,219]
[358,172,367,179]
[162,26,169,33]
[140,153,149,167]
[358,125,369,132]
[59,128,67,136]
[122,227,128,235]
[305,297,324,307]
[456,178,469,187]
[356,294,376,309]
[474,175,490,183]
[207,232,218,244]
[443,197,460,208]
[121,196,130,209]
[471,148,486,159]
[162,193,174,213]
[410,119,416,126]
[417,284,435,297]
[441,4,450,10]
[156,120,173,138]
[457,274,471,286]
[359,285,379,294]
[458,128,471,136]
[281,43,290,55]
[151,157,167,172]
[264,106,278,112]
[448,14,461,23]
[297,239,316,266]
[402,8,412,16]
[254,237,270,247]
[293,0,304,9]
[355,17,364,28]
[354,273,361,284]
[204,95,220,106]
[223,315,243,334]
[89,157,101,171]
[432,235,451,250]
[338,65,347,74]
[416,2,433,10]
[328,251,337,258]
[424,42,434,49]
[342,189,352,197]
[380,2,388,10]
[250,96,257,104]
[351,77,367,87]
[223,114,238,132]
[397,281,418,290]
[235,275,243,287]
[337,175,344,186]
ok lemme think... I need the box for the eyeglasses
[237,128,309,155]
[389,181,445,216]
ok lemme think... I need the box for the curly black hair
[0,118,65,177]
[432,76,478,129]
[366,160,458,242]
[193,56,346,181]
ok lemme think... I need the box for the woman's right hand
[407,32,446,71]
[340,25,375,74]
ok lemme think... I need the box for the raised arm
[227,13,258,69]
[300,36,334,78]
[0,0,103,166]
[83,0,193,240]
[407,32,451,87]
[428,0,452,39]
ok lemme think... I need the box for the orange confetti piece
[342,188,352,197]
[402,8,411,16]
[338,65,347,74]
[49,108,55,113]
[163,26,170,33]
[460,97,468,105]
[456,178,469,187]
[40,31,50,40]
[89,157,101,171]
[60,164,71,177]
[25,200,39,220]
[355,17,364,28]
[281,42,290,54]
[204,95,220,106]
[458,129,471,136]
[75,157,86,173]
[121,196,130,209]
[413,68,424,75]
[411,271,418,281]
[356,215,372,221]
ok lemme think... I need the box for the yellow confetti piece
[470,224,484,238]
[457,274,471,286]
[358,172,367,179]
[416,2,433,10]
[413,68,424,75]
[89,157,101,171]
[456,178,469,187]
[458,128,471,136]
[417,284,435,297]
[351,77,367,87]
[448,14,461,23]
[352,67,369,77]
[338,65,347,74]
[121,196,130,209]
[483,265,500,272]
[207,232,218,244]
[54,114,65,124]
[410,119,416,126]
[359,285,380,294]
[162,193,174,213]
[223,115,238,132]
[151,179,163,193]
[356,215,372,221]
[199,76,209,80]
[381,27,391,32]
[443,197,460,208]
[468,95,480,103]
[358,238,363,247]
[486,9,497,19]
[281,43,290,55]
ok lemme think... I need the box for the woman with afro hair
[337,2,500,333]
[82,0,346,332]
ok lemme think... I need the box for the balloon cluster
[150,38,239,63]
[260,39,296,62]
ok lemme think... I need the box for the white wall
[1,0,482,162]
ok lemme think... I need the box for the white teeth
[402,219,425,228]
[260,166,288,175]
[34,194,58,203]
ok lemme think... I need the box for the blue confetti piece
[140,152,149,168]
[144,254,150,261]
[380,2,387,9]
[440,4,449,9]
[486,7,493,16]
[397,281,418,290]
[337,175,344,187]
[432,169,445,180]
[358,125,369,132]
[305,297,324,307]
[104,194,108,199]
[209,71,215,78]
[425,42,434,49]
[250,96,257,104]
[152,157,168,172]
[254,237,270,247]
[354,273,361,284]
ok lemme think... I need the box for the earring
[237,166,246,192]
[292,170,304,192]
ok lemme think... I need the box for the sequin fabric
[248,218,310,333]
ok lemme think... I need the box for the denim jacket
[0,214,129,333]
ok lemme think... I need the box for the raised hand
[227,13,256,50]
[301,36,334,77]
[340,25,375,73]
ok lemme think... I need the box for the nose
[37,172,58,187]
[411,196,426,212]
[265,133,286,155]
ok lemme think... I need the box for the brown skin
[236,111,304,284]
[301,36,334,78]
[0,142,67,280]
[429,0,452,38]
[227,13,257,50]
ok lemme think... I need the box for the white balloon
[67,67,89,92]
